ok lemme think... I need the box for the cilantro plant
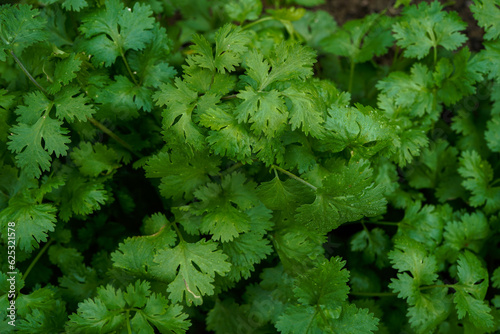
[1,0,500,333]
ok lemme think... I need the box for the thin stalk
[172,222,185,242]
[120,50,139,86]
[272,165,317,191]
[350,291,397,297]
[348,59,355,94]
[242,17,273,30]
[419,284,454,291]
[125,310,132,334]
[10,51,47,94]
[23,239,54,281]
[222,162,244,176]
[87,117,142,158]
[10,50,141,159]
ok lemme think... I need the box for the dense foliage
[1,0,500,332]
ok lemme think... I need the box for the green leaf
[221,204,274,282]
[153,78,207,148]
[224,0,262,23]
[47,53,83,94]
[191,172,260,242]
[0,194,56,252]
[296,159,387,233]
[257,176,314,212]
[351,227,390,268]
[235,87,288,137]
[199,107,253,161]
[321,13,393,63]
[242,41,316,90]
[191,23,250,73]
[144,150,220,201]
[389,237,438,290]
[62,0,89,11]
[70,142,121,177]
[282,81,326,138]
[393,1,466,59]
[443,211,490,253]
[8,92,70,178]
[79,0,155,66]
[458,150,500,213]
[376,63,437,117]
[112,222,177,275]
[58,174,108,221]
[470,0,500,40]
[321,104,394,159]
[454,251,494,330]
[67,281,190,333]
[486,115,500,152]
[152,239,231,305]
[54,86,95,122]
[0,4,47,61]
[433,48,484,106]
[294,257,350,310]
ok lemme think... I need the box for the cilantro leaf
[470,0,500,40]
[486,115,500,152]
[296,159,387,233]
[199,107,253,161]
[434,48,484,106]
[321,104,394,159]
[242,41,316,90]
[351,227,390,268]
[454,251,494,330]
[8,92,70,178]
[0,4,47,61]
[393,1,467,59]
[144,150,220,201]
[376,63,438,117]
[235,87,288,137]
[0,195,56,252]
[153,78,210,148]
[443,211,490,253]
[458,150,500,213]
[47,53,83,94]
[221,204,273,282]
[79,0,154,66]
[67,281,191,333]
[152,239,231,305]
[294,257,350,310]
[112,218,177,275]
[321,13,393,63]
[191,23,250,73]
[71,142,121,177]
[282,81,326,138]
[224,0,262,23]
[58,173,108,221]
[191,172,261,242]
[54,86,95,122]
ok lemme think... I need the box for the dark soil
[320,0,485,52]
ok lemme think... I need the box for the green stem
[120,50,139,86]
[242,17,273,30]
[10,51,47,94]
[272,165,317,191]
[23,239,54,281]
[11,50,141,159]
[172,222,185,242]
[222,162,244,176]
[348,59,355,94]
[419,284,454,291]
[87,117,142,158]
[125,310,132,334]
[350,291,397,297]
